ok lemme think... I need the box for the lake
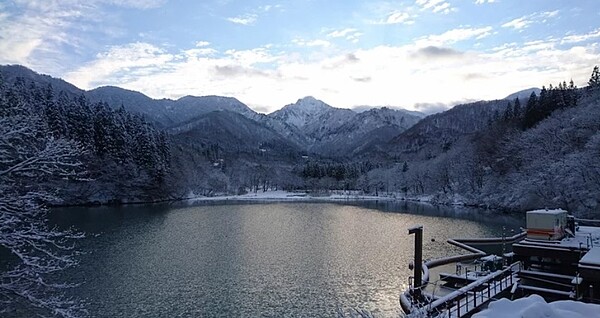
[48,201,523,317]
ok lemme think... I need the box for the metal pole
[502,226,506,267]
[409,226,424,297]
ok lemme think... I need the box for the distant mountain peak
[352,105,426,118]
[290,96,332,112]
[178,95,239,102]
[504,87,541,101]
[299,96,318,102]
[90,85,151,98]
[268,96,337,128]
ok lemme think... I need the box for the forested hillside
[1,65,599,216]
[358,76,599,217]
[0,75,171,204]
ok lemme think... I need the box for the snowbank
[187,190,398,203]
[473,294,600,318]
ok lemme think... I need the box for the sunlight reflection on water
[49,201,523,317]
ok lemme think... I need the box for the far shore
[52,190,494,210]
[185,190,438,204]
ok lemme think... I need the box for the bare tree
[0,110,87,317]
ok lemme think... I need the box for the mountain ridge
[0,64,541,159]
[0,64,421,127]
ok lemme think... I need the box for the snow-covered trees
[85,102,171,202]
[0,77,86,317]
[523,82,578,130]
[0,71,178,316]
[293,68,599,215]
[5,77,172,204]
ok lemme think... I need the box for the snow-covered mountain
[269,96,355,140]
[268,97,421,156]
[504,87,541,101]
[5,64,596,215]
[87,86,257,127]
[309,106,423,156]
[269,96,334,128]
[169,110,302,159]
[0,64,82,96]
[387,99,510,157]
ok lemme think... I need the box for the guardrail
[428,262,521,317]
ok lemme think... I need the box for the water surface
[49,201,523,317]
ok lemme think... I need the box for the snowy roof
[519,226,600,249]
[580,247,600,266]
[558,226,600,248]
[527,209,568,215]
[472,294,600,318]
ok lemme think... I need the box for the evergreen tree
[513,97,522,119]
[588,65,600,90]
[523,91,539,129]
[503,101,513,121]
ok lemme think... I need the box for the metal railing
[428,262,522,318]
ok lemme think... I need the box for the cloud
[62,33,600,114]
[195,41,210,47]
[227,14,258,25]
[0,2,86,71]
[415,27,493,46]
[292,38,331,47]
[65,42,175,88]
[104,0,166,9]
[386,11,415,24]
[183,48,218,58]
[213,65,271,78]
[463,73,488,81]
[0,0,166,74]
[345,53,360,62]
[415,0,456,14]
[351,76,372,83]
[259,4,283,12]
[326,28,363,43]
[561,28,600,44]
[412,46,463,59]
[327,28,358,38]
[224,47,279,66]
[474,0,495,4]
[372,10,416,25]
[502,10,559,30]
[322,53,360,69]
[413,102,454,114]
[226,4,282,26]
[502,17,529,30]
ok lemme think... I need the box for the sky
[1,0,600,114]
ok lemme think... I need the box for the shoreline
[52,190,507,213]
[186,190,401,203]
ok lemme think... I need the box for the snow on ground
[187,190,399,203]
[184,190,470,206]
[473,294,600,318]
